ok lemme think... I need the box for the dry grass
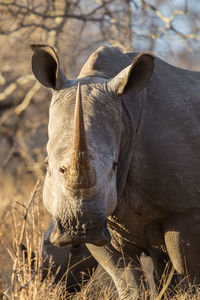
[0,180,200,300]
[0,179,118,300]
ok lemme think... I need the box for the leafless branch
[140,0,200,42]
[11,180,40,294]
[0,75,34,102]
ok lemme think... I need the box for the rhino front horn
[66,82,96,190]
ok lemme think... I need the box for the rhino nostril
[55,218,64,233]
[73,244,81,249]
[102,226,111,243]
[59,166,66,174]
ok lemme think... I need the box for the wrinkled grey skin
[41,220,97,293]
[31,44,200,299]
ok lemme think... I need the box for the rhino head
[31,44,154,247]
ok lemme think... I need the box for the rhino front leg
[164,213,200,285]
[87,243,143,300]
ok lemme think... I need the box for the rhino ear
[108,53,154,96]
[30,43,67,90]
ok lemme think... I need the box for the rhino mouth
[50,224,111,247]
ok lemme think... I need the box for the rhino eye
[59,166,66,174]
[113,161,118,170]
[44,157,49,168]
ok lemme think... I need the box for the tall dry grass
[0,180,200,300]
[0,180,117,300]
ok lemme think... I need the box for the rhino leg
[72,264,117,300]
[87,242,146,300]
[164,213,200,287]
[91,264,116,290]
[42,220,98,293]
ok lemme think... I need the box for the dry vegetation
[0,0,200,299]
[0,180,117,299]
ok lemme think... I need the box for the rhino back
[130,57,200,211]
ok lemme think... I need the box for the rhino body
[31,44,200,299]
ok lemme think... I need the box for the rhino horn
[73,82,88,153]
[66,82,96,191]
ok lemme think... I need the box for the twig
[14,81,41,115]
[0,237,15,261]
[17,265,43,293]
[0,74,34,102]
[11,180,40,298]
[0,80,40,126]
[3,145,16,167]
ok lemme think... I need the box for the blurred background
[0,0,200,292]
